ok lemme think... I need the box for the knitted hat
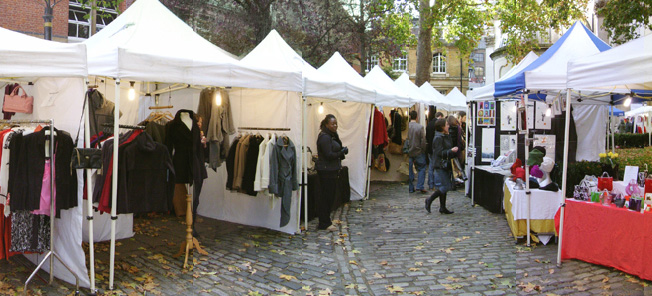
[513,167,525,181]
[532,146,547,157]
[530,165,544,178]
[526,149,545,166]
[540,157,554,173]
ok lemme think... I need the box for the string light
[214,89,222,106]
[545,104,552,117]
[318,102,324,114]
[128,81,136,101]
[624,96,632,107]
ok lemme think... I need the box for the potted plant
[599,152,620,181]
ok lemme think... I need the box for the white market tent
[311,52,377,104]
[84,0,307,290]
[364,66,411,107]
[0,27,90,288]
[625,105,652,117]
[393,72,431,105]
[467,51,539,101]
[419,82,451,110]
[445,87,468,111]
[567,33,652,92]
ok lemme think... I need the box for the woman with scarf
[425,118,457,214]
[316,114,348,231]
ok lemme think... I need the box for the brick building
[0,0,134,42]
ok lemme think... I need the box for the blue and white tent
[494,21,610,98]
[467,51,539,101]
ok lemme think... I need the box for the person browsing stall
[425,118,457,214]
[315,114,348,232]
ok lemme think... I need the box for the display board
[477,101,496,126]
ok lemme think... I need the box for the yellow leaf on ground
[349,260,358,265]
[279,274,297,281]
[602,277,609,283]
[386,285,404,293]
[458,258,466,262]
[414,261,423,266]
[408,268,420,272]
[374,272,385,278]
[549,269,555,274]
[326,270,335,275]
[345,283,356,289]
[495,274,503,278]
[380,260,388,265]
[302,286,311,291]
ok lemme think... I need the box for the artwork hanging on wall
[535,102,552,130]
[553,97,563,116]
[478,101,495,126]
[500,101,517,131]
[481,128,496,162]
[499,134,517,157]
[527,104,535,130]
[533,134,556,161]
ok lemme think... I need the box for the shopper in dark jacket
[425,111,443,190]
[316,114,348,231]
[425,119,457,214]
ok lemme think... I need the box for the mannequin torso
[180,111,192,130]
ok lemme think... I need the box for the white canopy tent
[444,87,468,112]
[419,82,451,111]
[393,73,431,106]
[0,27,90,288]
[567,34,652,92]
[364,66,411,107]
[84,0,307,290]
[467,51,539,101]
[625,106,652,117]
[310,52,377,104]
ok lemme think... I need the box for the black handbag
[71,90,103,169]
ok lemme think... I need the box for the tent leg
[557,89,572,267]
[365,105,375,199]
[524,93,531,247]
[471,103,476,205]
[84,79,97,295]
[108,79,120,291]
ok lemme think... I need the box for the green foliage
[493,0,589,63]
[614,133,650,148]
[554,161,603,197]
[76,0,124,20]
[380,64,400,80]
[616,147,652,173]
[597,0,652,45]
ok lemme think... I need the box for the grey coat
[269,136,299,227]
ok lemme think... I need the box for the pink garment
[32,159,56,216]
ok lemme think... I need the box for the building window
[432,53,446,74]
[68,0,118,41]
[366,55,378,72]
[392,53,408,72]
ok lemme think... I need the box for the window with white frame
[366,55,378,72]
[393,53,408,72]
[432,53,446,73]
[68,0,118,41]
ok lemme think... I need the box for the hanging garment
[31,158,55,216]
[232,134,251,190]
[225,136,241,190]
[372,107,388,147]
[253,136,269,192]
[88,89,122,138]
[144,121,167,144]
[196,88,215,137]
[3,83,18,119]
[269,136,298,227]
[8,127,77,217]
[10,211,49,253]
[259,134,276,195]
[119,132,175,214]
[242,135,263,196]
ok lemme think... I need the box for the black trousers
[317,170,338,229]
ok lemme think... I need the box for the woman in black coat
[315,114,348,231]
[425,118,458,214]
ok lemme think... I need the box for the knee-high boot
[439,192,454,214]
[425,190,440,213]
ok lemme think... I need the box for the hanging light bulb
[128,81,136,101]
[214,89,222,106]
[425,109,429,115]
[318,102,324,114]
[545,104,552,117]
[624,96,632,107]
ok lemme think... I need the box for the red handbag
[3,85,33,114]
[645,176,652,195]
[597,172,613,191]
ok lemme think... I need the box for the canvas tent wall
[0,26,90,288]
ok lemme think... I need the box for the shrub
[614,133,650,148]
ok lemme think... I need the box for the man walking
[408,110,427,194]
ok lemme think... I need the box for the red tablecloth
[555,199,652,281]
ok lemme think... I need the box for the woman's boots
[425,190,454,214]
[439,193,454,214]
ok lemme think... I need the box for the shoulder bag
[71,90,103,170]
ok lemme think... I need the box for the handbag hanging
[3,84,33,114]
[597,172,613,191]
[71,90,103,170]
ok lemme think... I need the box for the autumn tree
[413,0,488,86]
[596,0,652,44]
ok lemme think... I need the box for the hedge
[553,161,604,198]
[613,133,650,148]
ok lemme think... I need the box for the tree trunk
[415,0,433,87]
[254,2,273,44]
[358,0,367,75]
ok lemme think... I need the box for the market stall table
[473,166,510,213]
[555,199,652,281]
[504,180,564,241]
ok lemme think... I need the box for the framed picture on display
[500,101,517,131]
[527,104,535,130]
[500,134,517,157]
[478,100,496,126]
[553,98,563,116]
[533,134,556,161]
[482,128,495,162]
[535,102,551,130]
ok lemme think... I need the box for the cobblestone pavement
[0,182,650,295]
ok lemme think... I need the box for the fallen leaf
[279,274,297,281]
[351,250,361,254]
[458,258,467,262]
[519,282,542,292]
[326,270,335,275]
[602,277,609,283]
[495,274,503,278]
[408,268,420,272]
[524,272,528,277]
[414,246,424,250]
[484,244,491,247]
[302,286,311,291]
[318,288,332,296]
[374,272,385,279]
[345,283,356,289]
[446,276,461,282]
[501,279,514,288]
[349,260,358,265]
[380,260,388,266]
[275,286,293,295]
[602,285,611,290]
[410,292,425,295]
[386,285,404,293]
[549,269,555,274]
[414,261,423,266]
[429,259,442,264]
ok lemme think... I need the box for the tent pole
[557,89,571,267]
[109,79,120,290]
[471,102,476,206]
[610,106,615,153]
[524,93,531,247]
[465,102,469,198]
[365,105,376,199]
[301,96,308,232]
[84,80,97,294]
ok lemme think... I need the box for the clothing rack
[0,119,81,295]
[101,123,146,134]
[148,105,173,110]
[238,127,291,131]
